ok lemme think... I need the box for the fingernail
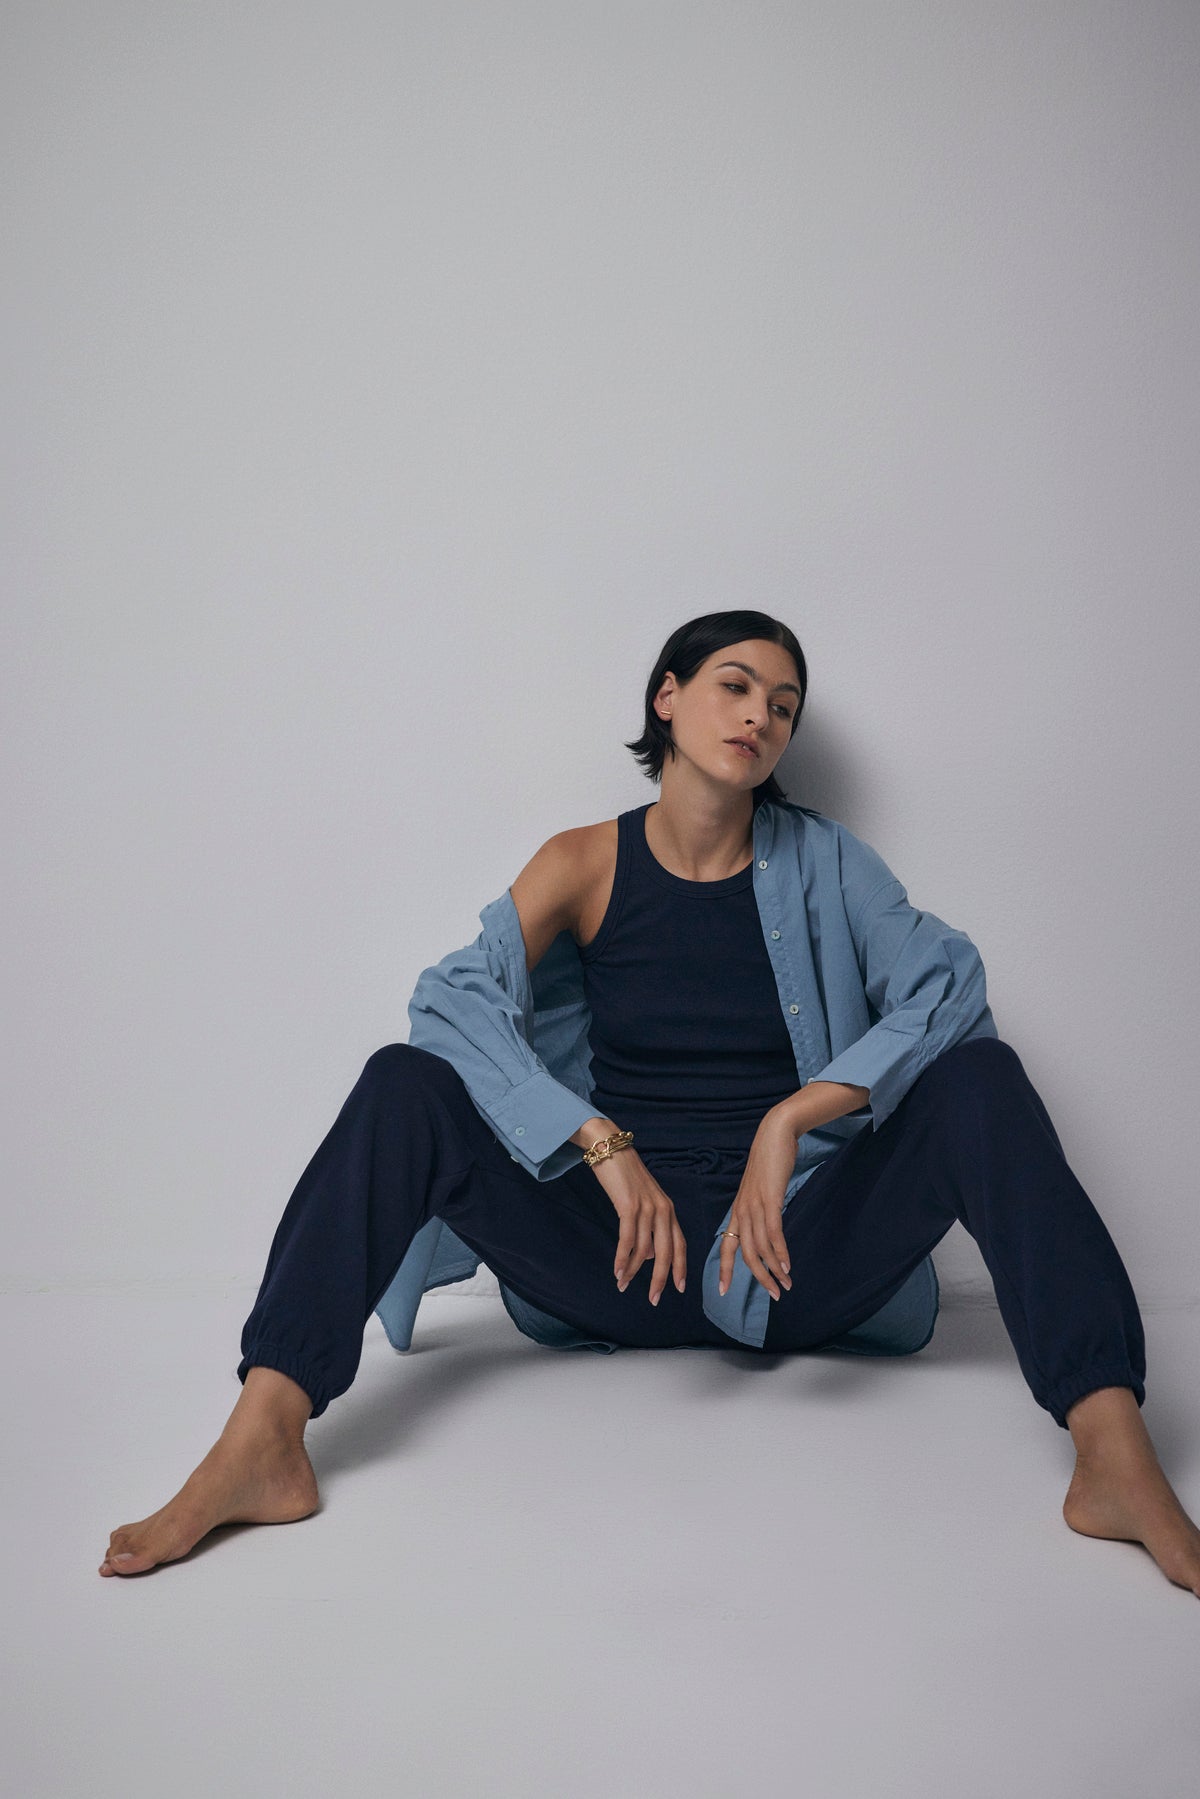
[782,1262,790,1275]
[650,1294,659,1306]
[718,1280,727,1297]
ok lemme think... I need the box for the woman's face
[653,637,801,790]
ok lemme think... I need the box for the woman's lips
[726,739,759,758]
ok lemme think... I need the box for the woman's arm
[509,831,619,1153]
[778,1080,871,1135]
[515,832,691,1299]
[805,823,997,1132]
[507,828,590,972]
[407,831,605,1179]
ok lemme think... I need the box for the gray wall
[5,1,1198,1304]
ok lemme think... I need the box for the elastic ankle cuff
[1044,1365,1147,1431]
[236,1343,330,1418]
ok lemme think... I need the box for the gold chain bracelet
[581,1128,635,1168]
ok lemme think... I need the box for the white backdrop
[4,1,1198,1306]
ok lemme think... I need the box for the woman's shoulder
[760,796,833,845]
[766,797,850,838]
[521,815,618,865]
[509,817,620,958]
[542,817,620,950]
[524,816,618,882]
[561,816,619,861]
[762,799,885,877]
[766,801,902,898]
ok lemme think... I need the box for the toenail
[113,1552,135,1562]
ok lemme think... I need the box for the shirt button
[515,1126,526,1136]
[771,929,781,939]
[758,859,768,869]
[789,1004,799,1014]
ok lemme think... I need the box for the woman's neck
[644,787,756,883]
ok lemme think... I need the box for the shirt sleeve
[808,829,997,1133]
[407,933,598,1181]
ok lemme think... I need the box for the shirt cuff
[808,1025,925,1134]
[486,1071,600,1180]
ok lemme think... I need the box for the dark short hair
[624,611,808,809]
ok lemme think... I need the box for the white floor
[6,1285,1200,1799]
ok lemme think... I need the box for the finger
[768,1216,792,1289]
[756,1227,781,1281]
[741,1220,780,1301]
[672,1219,687,1294]
[751,1209,790,1296]
[718,1227,737,1297]
[622,1211,654,1290]
[636,1210,655,1278]
[649,1209,672,1306]
[614,1211,636,1285]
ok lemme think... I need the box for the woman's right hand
[587,1149,687,1305]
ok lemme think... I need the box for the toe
[101,1527,156,1576]
[108,1548,156,1575]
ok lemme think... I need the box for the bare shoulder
[509,819,618,970]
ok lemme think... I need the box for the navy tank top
[578,803,801,1150]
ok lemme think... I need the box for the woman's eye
[725,680,790,721]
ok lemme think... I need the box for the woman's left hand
[718,1106,797,1300]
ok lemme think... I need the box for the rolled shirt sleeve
[407,935,598,1180]
[808,835,997,1133]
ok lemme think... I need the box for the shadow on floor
[309,1298,1020,1482]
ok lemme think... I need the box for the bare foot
[100,1372,319,1576]
[1062,1390,1200,1598]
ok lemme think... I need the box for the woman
[100,611,1200,1595]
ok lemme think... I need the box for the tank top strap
[578,806,635,965]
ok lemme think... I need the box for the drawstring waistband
[638,1145,749,1177]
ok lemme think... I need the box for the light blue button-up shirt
[375,799,997,1356]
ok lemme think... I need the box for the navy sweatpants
[237,1036,1146,1429]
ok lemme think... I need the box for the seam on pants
[955,1066,1057,1406]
